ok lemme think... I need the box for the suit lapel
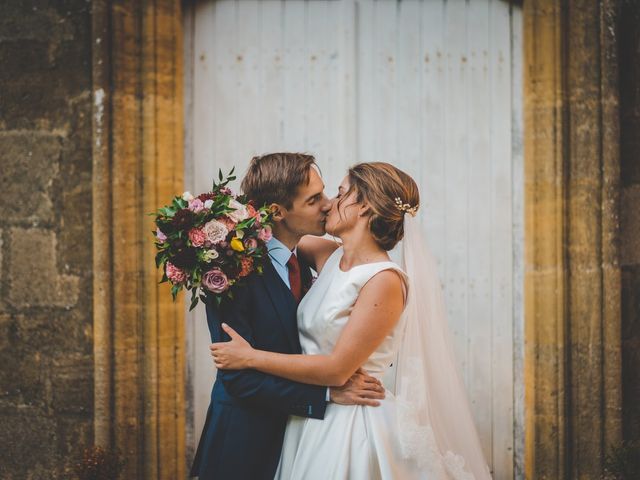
[260,260,299,350]
[299,256,314,298]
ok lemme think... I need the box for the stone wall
[619,0,640,445]
[0,2,94,478]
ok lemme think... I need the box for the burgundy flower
[197,192,217,202]
[171,247,197,269]
[172,209,195,230]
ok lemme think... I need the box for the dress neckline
[335,248,396,274]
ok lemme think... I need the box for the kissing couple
[191,153,491,480]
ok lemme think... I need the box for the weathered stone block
[0,2,91,130]
[55,415,93,470]
[0,313,11,352]
[50,353,93,414]
[0,133,61,224]
[0,348,46,409]
[58,96,93,272]
[7,228,79,308]
[12,311,91,356]
[0,412,57,479]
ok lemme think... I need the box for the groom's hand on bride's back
[329,368,385,407]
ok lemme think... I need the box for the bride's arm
[211,270,404,386]
[296,235,341,273]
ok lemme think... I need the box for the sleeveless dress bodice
[296,247,404,382]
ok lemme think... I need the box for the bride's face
[325,176,361,237]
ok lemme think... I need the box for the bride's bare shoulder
[298,236,341,273]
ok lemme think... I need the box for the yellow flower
[230,237,245,252]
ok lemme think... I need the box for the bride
[211,162,492,480]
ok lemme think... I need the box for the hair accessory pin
[394,197,418,217]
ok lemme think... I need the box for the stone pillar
[92,1,185,478]
[523,0,622,478]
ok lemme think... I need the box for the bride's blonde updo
[345,162,419,251]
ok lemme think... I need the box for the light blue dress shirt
[267,236,331,402]
[267,236,294,288]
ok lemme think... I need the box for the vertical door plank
[466,0,494,464]
[373,0,398,164]
[305,0,328,160]
[490,1,515,477]
[443,0,470,382]
[260,0,285,151]
[421,0,447,260]
[396,0,422,181]
[282,1,307,150]
[213,0,240,183]
[356,0,375,163]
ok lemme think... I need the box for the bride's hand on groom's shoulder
[329,368,385,407]
[210,323,253,370]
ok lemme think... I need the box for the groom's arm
[206,289,328,420]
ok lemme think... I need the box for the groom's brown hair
[241,153,317,209]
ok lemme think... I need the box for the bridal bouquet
[152,169,273,310]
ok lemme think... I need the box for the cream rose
[226,199,250,222]
[202,220,229,246]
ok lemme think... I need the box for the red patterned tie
[287,252,302,303]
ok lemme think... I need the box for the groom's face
[275,166,330,237]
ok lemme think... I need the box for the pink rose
[202,268,229,293]
[188,228,206,247]
[156,228,167,243]
[218,217,237,232]
[188,198,205,213]
[166,262,186,284]
[244,237,258,250]
[258,225,272,242]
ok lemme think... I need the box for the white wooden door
[184,1,523,478]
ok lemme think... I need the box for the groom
[191,153,385,480]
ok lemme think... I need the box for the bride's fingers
[221,322,242,340]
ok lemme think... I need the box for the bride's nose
[321,195,332,213]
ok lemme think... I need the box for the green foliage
[215,167,236,188]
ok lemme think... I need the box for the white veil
[394,214,492,480]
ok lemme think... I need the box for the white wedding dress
[275,247,424,480]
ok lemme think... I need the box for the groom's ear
[270,203,285,222]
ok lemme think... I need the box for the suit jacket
[190,257,327,480]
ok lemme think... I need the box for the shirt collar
[267,236,296,267]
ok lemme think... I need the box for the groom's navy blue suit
[190,256,328,480]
